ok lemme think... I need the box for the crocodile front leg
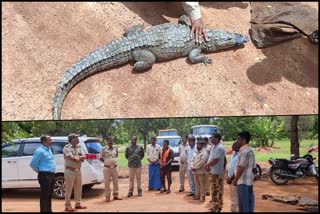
[188,48,212,65]
[132,50,156,72]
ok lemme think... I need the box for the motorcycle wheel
[270,168,289,185]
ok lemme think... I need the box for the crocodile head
[201,29,250,52]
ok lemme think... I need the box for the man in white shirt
[179,135,189,192]
[186,136,197,196]
[146,136,161,191]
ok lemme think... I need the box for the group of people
[30,133,88,212]
[29,131,256,213]
[145,131,256,213]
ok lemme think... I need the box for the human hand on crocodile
[190,18,209,44]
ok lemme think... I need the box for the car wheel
[53,175,65,199]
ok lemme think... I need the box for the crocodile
[53,17,249,120]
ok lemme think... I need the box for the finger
[196,28,200,44]
[190,26,195,39]
[203,29,209,42]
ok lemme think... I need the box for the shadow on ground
[121,2,249,26]
[246,37,318,88]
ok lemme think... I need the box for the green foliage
[224,139,318,163]
[281,115,318,139]
[111,122,130,145]
[2,116,317,148]
[2,122,31,144]
[249,117,285,147]
[214,116,254,141]
[31,121,58,136]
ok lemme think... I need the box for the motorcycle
[268,144,318,185]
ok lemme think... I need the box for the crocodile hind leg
[178,15,191,27]
[132,50,156,72]
[188,48,212,65]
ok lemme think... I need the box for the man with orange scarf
[159,139,174,194]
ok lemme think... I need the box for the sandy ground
[1,165,318,212]
[2,2,318,121]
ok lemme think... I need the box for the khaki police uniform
[63,143,84,209]
[191,147,209,201]
[100,145,119,199]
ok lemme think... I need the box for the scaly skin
[52,22,249,120]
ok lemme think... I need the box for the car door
[51,141,68,173]
[2,143,21,188]
[17,142,42,187]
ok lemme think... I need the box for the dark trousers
[38,171,55,212]
[160,167,172,189]
[237,184,254,212]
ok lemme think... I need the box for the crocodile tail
[52,40,133,120]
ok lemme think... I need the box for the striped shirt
[235,144,255,186]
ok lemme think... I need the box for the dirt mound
[254,146,279,153]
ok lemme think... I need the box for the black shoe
[206,192,210,196]
[127,192,133,197]
[160,188,166,193]
[179,188,184,192]
[148,188,152,191]
[138,191,142,196]
[186,193,194,196]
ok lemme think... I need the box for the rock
[93,96,103,109]
[262,194,299,205]
[298,198,318,207]
[262,194,319,207]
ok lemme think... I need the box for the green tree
[249,117,285,147]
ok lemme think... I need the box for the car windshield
[156,138,181,147]
[193,126,218,135]
[85,141,102,154]
[158,130,178,136]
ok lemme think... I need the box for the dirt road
[2,2,318,121]
[2,165,318,212]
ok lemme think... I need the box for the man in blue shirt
[30,135,56,213]
[204,132,226,212]
[227,141,240,212]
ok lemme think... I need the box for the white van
[156,135,181,169]
[189,125,220,145]
[2,136,104,199]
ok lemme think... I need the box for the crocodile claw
[203,57,213,65]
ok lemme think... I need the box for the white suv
[2,136,104,199]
